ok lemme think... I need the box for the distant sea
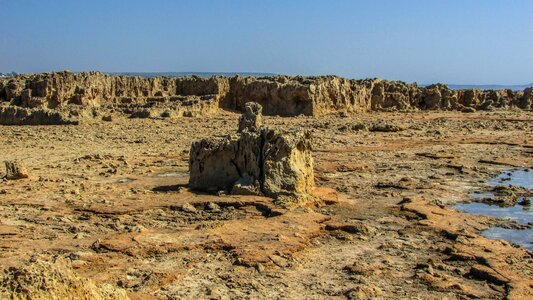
[423,83,533,91]
[101,72,533,91]
[109,72,277,78]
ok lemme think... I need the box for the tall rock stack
[189,102,314,203]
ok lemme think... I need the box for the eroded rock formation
[1,71,531,124]
[0,71,225,124]
[189,102,314,202]
[0,258,129,300]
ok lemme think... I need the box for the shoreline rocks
[1,71,531,125]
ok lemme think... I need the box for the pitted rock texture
[0,258,129,300]
[1,71,531,124]
[4,160,29,180]
[189,102,314,201]
[0,71,224,124]
[237,101,263,133]
[261,128,314,199]
[189,131,263,193]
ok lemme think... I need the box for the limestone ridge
[1,71,532,124]
[189,102,314,202]
[0,71,226,125]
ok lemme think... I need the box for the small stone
[129,225,147,233]
[68,252,81,260]
[160,111,172,118]
[369,122,405,132]
[269,255,289,268]
[102,115,113,122]
[205,202,221,212]
[181,203,197,213]
[4,161,30,180]
[338,125,349,132]
[129,109,151,119]
[339,111,349,118]
[351,123,368,131]
[462,106,476,113]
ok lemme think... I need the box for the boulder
[189,131,262,192]
[189,102,314,202]
[261,128,314,198]
[238,102,263,132]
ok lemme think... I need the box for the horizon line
[1,70,531,87]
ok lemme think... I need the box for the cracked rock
[189,102,314,202]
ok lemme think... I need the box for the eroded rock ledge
[1,71,531,124]
[189,102,314,203]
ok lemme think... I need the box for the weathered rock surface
[261,128,314,199]
[4,160,29,180]
[189,102,314,201]
[1,71,531,125]
[0,71,223,124]
[0,108,531,299]
[237,101,263,132]
[189,131,263,192]
[0,258,129,300]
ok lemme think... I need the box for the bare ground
[1,110,532,299]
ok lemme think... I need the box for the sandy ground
[1,110,532,299]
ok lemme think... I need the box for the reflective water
[454,169,533,250]
[489,169,533,189]
[483,227,533,250]
[455,201,532,226]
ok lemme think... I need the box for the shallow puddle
[454,202,532,226]
[454,169,533,250]
[489,169,533,189]
[483,227,533,250]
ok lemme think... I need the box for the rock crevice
[189,102,314,202]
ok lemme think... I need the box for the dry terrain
[1,110,532,299]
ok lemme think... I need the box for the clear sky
[1,0,532,84]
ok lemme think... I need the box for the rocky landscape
[1,71,531,125]
[0,73,532,299]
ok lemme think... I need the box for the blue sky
[1,0,532,84]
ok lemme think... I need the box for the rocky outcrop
[0,71,224,124]
[189,102,314,202]
[0,105,82,125]
[1,71,530,124]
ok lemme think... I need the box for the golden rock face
[189,102,314,203]
[1,72,530,125]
